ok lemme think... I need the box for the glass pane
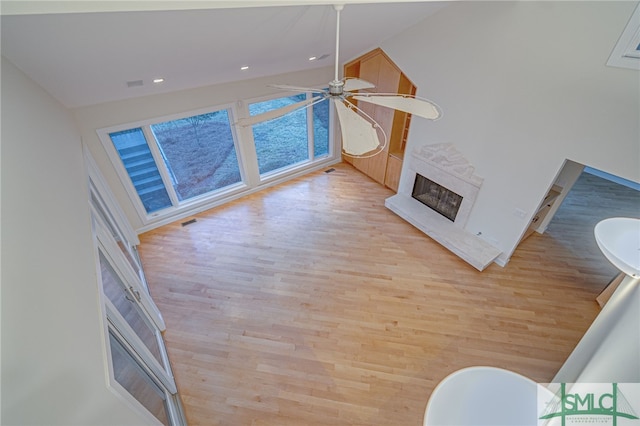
[313,97,330,158]
[250,94,309,175]
[99,252,163,366]
[109,331,170,425]
[109,128,172,214]
[91,190,144,282]
[150,110,242,201]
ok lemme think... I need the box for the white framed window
[97,94,334,227]
[98,103,249,224]
[87,147,185,425]
[607,4,640,70]
[86,147,148,285]
[106,327,182,426]
[247,92,330,178]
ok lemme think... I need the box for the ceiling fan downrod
[331,4,345,90]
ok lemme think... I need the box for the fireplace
[412,174,463,222]
[384,143,501,271]
[399,143,483,228]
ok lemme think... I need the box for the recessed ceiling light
[153,78,165,84]
[240,66,249,71]
[308,56,317,61]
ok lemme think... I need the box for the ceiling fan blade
[351,94,442,120]
[333,98,386,157]
[237,96,326,127]
[268,84,326,94]
[343,78,376,92]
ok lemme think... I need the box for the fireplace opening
[412,174,464,222]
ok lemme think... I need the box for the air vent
[126,80,144,88]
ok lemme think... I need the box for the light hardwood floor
[139,163,638,426]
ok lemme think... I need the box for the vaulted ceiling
[1,1,447,108]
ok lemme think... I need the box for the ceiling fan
[238,4,442,158]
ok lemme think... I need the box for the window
[109,331,172,426]
[87,148,185,424]
[90,182,149,290]
[93,207,185,425]
[109,128,173,214]
[98,93,333,226]
[607,4,640,70]
[99,251,164,366]
[250,94,310,175]
[104,105,245,222]
[248,93,331,176]
[313,97,330,158]
[150,110,242,200]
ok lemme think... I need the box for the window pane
[91,190,144,283]
[150,110,242,201]
[250,94,309,175]
[313,97,330,157]
[109,331,170,425]
[109,128,172,214]
[99,252,163,367]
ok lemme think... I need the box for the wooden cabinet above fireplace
[343,48,416,192]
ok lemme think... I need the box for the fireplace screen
[412,174,463,222]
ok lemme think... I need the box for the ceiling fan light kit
[240,3,442,159]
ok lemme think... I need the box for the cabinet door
[359,53,399,135]
[384,155,403,191]
[355,53,401,183]
[342,49,415,188]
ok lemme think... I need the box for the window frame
[247,91,318,180]
[97,102,250,224]
[94,212,166,333]
[239,90,335,185]
[97,92,337,228]
[97,240,176,389]
[87,146,185,425]
[90,178,150,289]
[146,111,247,205]
[91,198,185,425]
[105,324,181,425]
[607,4,640,70]
[85,146,140,247]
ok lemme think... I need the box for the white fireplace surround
[402,143,482,228]
[385,143,501,271]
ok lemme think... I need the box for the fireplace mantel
[385,143,501,271]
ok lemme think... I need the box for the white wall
[1,57,148,425]
[553,276,640,383]
[74,66,334,231]
[535,159,584,234]
[381,1,639,264]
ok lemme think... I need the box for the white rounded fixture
[594,217,640,277]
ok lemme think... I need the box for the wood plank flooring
[138,164,639,426]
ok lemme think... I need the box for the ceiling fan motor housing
[329,80,344,96]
